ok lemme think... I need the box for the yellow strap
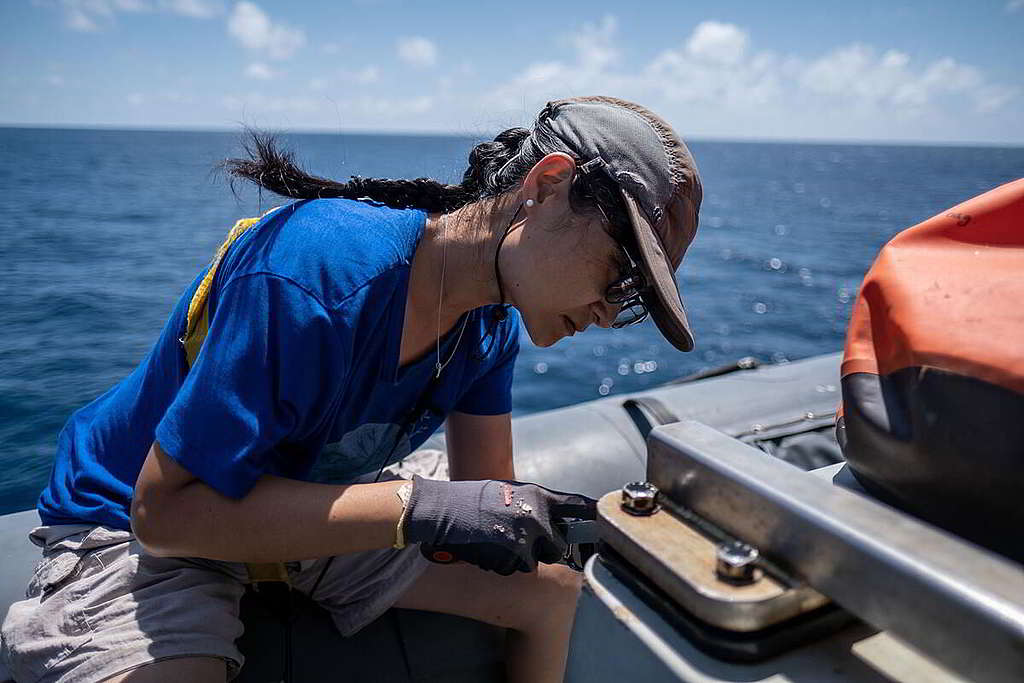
[179,206,289,586]
[181,206,281,369]
[244,562,292,584]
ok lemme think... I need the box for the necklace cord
[435,213,471,378]
[436,213,447,373]
[493,202,526,318]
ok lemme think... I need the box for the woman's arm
[131,440,406,562]
[445,411,515,481]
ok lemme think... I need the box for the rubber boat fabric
[837,178,1024,563]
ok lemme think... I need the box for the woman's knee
[537,562,584,599]
[511,563,583,630]
[393,559,583,632]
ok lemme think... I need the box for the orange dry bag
[837,178,1024,562]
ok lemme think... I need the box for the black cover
[839,369,1024,562]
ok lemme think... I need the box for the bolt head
[715,541,761,584]
[621,481,659,515]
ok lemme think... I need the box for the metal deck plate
[598,493,828,632]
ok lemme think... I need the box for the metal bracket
[644,420,1024,683]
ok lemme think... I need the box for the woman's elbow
[130,493,179,556]
[131,441,200,556]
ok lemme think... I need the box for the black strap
[661,356,760,386]
[623,397,680,440]
[309,370,446,601]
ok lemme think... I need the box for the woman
[1,96,701,683]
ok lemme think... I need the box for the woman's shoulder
[282,198,424,257]
[241,198,427,308]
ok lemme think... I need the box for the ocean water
[1,127,1021,515]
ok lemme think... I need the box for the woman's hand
[402,476,597,575]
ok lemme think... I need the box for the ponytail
[220,118,629,233]
[221,130,471,211]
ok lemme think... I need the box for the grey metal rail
[647,420,1024,683]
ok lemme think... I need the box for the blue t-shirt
[38,198,520,529]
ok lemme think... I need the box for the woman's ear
[523,153,576,206]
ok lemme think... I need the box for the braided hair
[220,110,632,240]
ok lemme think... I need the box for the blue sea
[1,127,1022,516]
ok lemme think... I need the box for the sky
[2,0,1022,144]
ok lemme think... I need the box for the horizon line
[1,122,1022,149]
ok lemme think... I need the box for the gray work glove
[403,475,597,575]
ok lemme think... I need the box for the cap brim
[620,188,695,352]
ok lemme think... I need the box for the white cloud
[646,29,787,108]
[483,17,1018,142]
[220,92,437,129]
[976,84,1018,113]
[159,0,222,18]
[685,20,748,65]
[65,10,99,31]
[397,36,438,68]
[348,94,434,116]
[112,0,148,11]
[349,65,380,84]
[567,15,619,72]
[56,0,218,30]
[486,15,632,110]
[60,0,117,31]
[222,92,314,113]
[802,44,900,99]
[160,90,194,104]
[304,65,380,92]
[801,45,995,112]
[244,62,275,79]
[521,62,565,86]
[1006,0,1024,13]
[228,1,305,60]
[407,95,433,113]
[920,57,982,92]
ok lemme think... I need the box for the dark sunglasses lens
[606,283,628,305]
[612,299,648,328]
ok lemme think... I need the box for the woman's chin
[523,323,563,348]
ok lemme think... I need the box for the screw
[621,482,659,516]
[715,541,761,584]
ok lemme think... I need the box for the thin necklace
[436,213,470,379]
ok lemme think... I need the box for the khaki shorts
[1,522,427,683]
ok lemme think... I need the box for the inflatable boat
[2,351,1022,681]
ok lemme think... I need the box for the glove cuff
[402,475,448,545]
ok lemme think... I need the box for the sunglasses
[605,246,649,328]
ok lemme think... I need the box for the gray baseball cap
[531,96,702,351]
